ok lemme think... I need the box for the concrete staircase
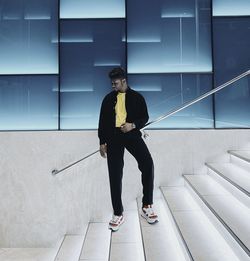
[1,149,250,261]
[54,149,250,261]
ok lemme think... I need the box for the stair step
[206,162,250,197]
[161,186,241,261]
[109,203,145,261]
[137,197,187,261]
[228,150,250,173]
[55,234,86,261]
[228,150,250,163]
[79,223,111,260]
[184,174,250,257]
[0,237,64,261]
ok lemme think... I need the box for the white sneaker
[108,214,124,231]
[141,205,159,224]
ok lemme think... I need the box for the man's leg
[107,140,125,216]
[125,135,154,206]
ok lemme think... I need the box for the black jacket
[98,87,149,145]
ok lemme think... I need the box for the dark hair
[108,67,126,80]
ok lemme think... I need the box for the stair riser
[183,178,250,261]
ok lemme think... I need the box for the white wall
[0,129,249,247]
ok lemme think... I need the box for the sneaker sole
[141,212,159,224]
[108,218,124,232]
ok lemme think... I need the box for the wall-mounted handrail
[52,69,250,175]
[52,150,99,175]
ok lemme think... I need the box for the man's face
[111,78,126,92]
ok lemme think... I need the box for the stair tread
[161,186,240,261]
[184,175,250,251]
[137,198,186,261]
[207,162,250,193]
[56,234,85,261]
[79,223,111,260]
[109,207,145,261]
[110,243,144,261]
[229,150,250,163]
[0,237,64,261]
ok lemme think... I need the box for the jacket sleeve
[98,97,107,145]
[134,94,149,130]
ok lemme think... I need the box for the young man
[98,67,158,231]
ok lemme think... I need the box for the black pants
[107,128,154,216]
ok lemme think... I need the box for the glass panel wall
[0,76,58,130]
[0,0,249,130]
[127,0,212,73]
[60,20,125,129]
[128,74,214,128]
[213,18,250,85]
[213,16,250,128]
[215,76,250,128]
[213,0,250,16]
[60,0,125,18]
[0,0,58,74]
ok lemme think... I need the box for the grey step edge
[205,162,250,197]
[159,187,194,261]
[79,222,112,261]
[54,231,87,261]
[228,150,250,163]
[136,198,147,261]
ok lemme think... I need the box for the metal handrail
[51,150,99,175]
[52,70,250,175]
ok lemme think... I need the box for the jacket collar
[111,86,132,100]
[115,86,131,95]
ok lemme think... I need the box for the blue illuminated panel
[128,74,214,128]
[0,76,58,130]
[215,76,250,128]
[0,0,58,74]
[213,17,250,128]
[127,0,212,73]
[60,0,125,18]
[213,18,250,85]
[60,20,125,129]
[213,0,250,16]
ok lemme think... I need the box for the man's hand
[120,122,135,133]
[100,144,107,158]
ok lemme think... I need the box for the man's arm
[120,122,135,133]
[99,143,107,158]
[98,98,108,158]
[133,94,149,129]
[120,94,149,133]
